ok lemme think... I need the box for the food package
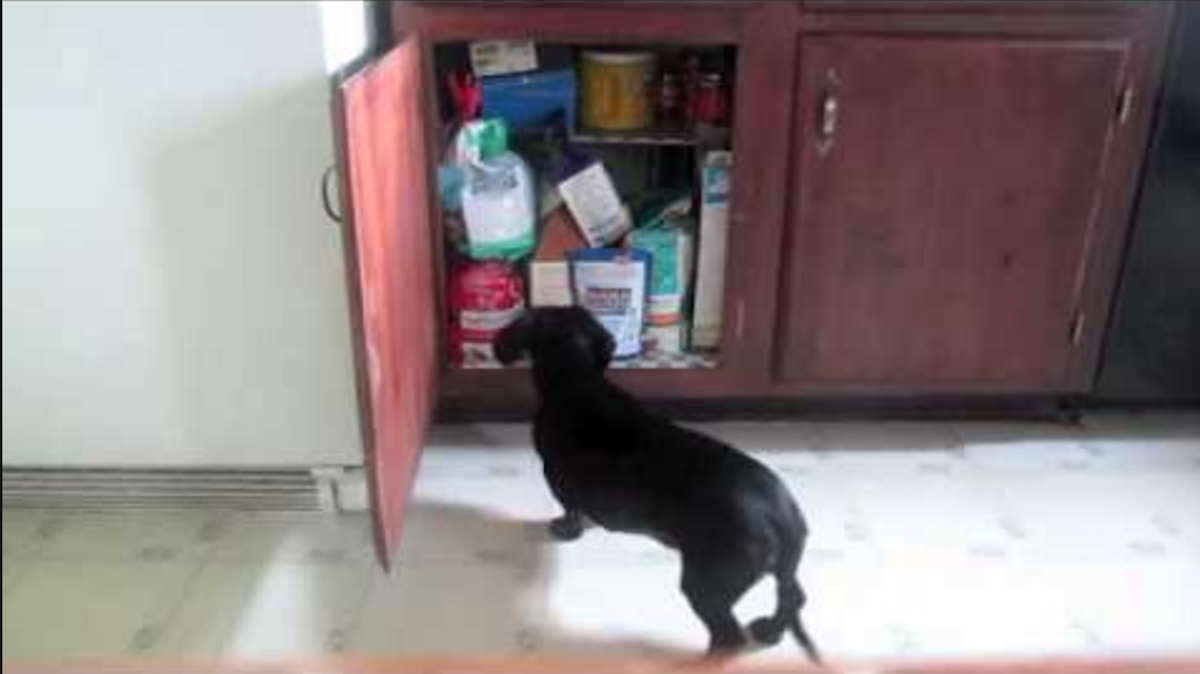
[569,248,651,360]
[481,69,577,131]
[448,260,526,367]
[691,150,732,351]
[627,193,695,329]
[557,162,633,247]
[643,324,684,357]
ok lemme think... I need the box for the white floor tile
[794,560,901,660]
[4,414,1200,662]
[1,560,196,660]
[205,513,373,564]
[855,471,1012,563]
[983,471,1186,563]
[1036,559,1200,654]
[352,563,541,655]
[2,557,32,596]
[692,422,822,453]
[813,421,960,454]
[1081,412,1200,469]
[871,559,1084,659]
[34,511,223,562]
[546,527,677,568]
[2,510,51,559]
[208,560,371,659]
[535,561,703,657]
[398,483,556,567]
[954,421,1096,471]
[421,424,539,478]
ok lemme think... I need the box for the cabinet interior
[432,40,739,372]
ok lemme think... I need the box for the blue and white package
[568,248,651,359]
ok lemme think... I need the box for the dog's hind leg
[681,552,759,654]
[748,541,822,663]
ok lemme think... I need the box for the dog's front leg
[548,511,587,541]
[541,461,588,541]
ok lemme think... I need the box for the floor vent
[2,468,327,512]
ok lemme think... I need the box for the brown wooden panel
[778,36,1130,392]
[341,39,439,567]
[395,1,748,44]
[801,7,1155,39]
[802,1,1147,15]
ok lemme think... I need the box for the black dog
[494,307,820,660]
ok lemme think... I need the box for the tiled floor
[3,412,1199,662]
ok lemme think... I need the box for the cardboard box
[529,207,587,307]
[691,151,732,351]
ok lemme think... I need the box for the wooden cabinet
[774,5,1171,395]
[331,1,1172,563]
[779,36,1133,393]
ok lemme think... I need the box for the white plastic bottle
[457,120,536,261]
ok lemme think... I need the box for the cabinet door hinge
[1117,85,1135,125]
[1069,310,1087,348]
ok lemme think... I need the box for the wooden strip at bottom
[3,654,1200,674]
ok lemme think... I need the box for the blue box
[481,69,577,131]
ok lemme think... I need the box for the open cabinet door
[339,38,438,568]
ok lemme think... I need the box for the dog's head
[493,306,615,372]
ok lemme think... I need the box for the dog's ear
[493,312,533,365]
[571,306,615,370]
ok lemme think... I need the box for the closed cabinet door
[778,35,1133,393]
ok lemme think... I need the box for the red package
[448,260,526,366]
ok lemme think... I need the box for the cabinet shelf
[459,352,719,371]
[568,127,702,147]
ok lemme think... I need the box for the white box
[530,262,573,307]
[691,151,732,351]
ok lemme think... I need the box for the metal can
[693,71,730,127]
[657,72,685,126]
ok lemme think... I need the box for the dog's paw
[748,617,785,646]
[548,515,585,541]
[706,630,748,656]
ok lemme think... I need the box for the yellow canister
[579,51,657,131]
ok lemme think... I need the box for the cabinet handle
[815,69,841,158]
[322,164,344,225]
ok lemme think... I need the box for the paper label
[469,41,538,78]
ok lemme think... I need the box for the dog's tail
[749,576,822,664]
[785,594,822,665]
[748,500,822,664]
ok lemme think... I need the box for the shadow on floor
[396,501,704,660]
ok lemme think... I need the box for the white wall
[2,2,365,467]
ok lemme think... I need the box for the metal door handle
[322,164,343,225]
[815,69,841,158]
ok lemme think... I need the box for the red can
[692,71,730,127]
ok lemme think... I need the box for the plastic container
[481,69,577,130]
[456,119,537,261]
[580,51,657,131]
